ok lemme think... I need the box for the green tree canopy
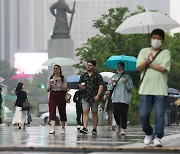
[0,60,17,92]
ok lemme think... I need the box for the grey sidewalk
[0,125,180,153]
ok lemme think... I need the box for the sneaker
[92,129,97,135]
[153,137,162,147]
[120,129,126,135]
[143,135,153,145]
[77,125,81,131]
[116,125,120,134]
[80,127,88,134]
[60,128,66,134]
[49,129,55,134]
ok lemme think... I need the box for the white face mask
[151,39,162,49]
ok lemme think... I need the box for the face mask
[151,39,162,49]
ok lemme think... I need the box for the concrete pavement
[0,125,180,153]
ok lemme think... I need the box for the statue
[50,0,75,39]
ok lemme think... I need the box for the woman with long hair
[47,64,67,134]
[12,82,28,129]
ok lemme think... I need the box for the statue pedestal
[48,39,75,78]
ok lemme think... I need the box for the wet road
[0,125,180,153]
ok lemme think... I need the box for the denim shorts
[82,99,99,112]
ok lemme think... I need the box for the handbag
[22,99,30,111]
[65,92,71,103]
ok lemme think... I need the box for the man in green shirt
[137,29,171,147]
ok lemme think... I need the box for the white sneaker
[120,129,126,135]
[144,135,153,145]
[49,129,55,134]
[60,128,66,134]
[116,126,120,134]
[153,137,162,147]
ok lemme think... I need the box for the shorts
[82,99,99,112]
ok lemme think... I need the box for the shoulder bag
[22,99,30,111]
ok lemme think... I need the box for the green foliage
[128,87,140,125]
[23,70,48,114]
[163,33,180,90]
[0,60,17,92]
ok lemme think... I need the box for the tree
[75,7,180,90]
[0,60,17,92]
[163,33,180,90]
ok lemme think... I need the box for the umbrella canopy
[9,74,33,80]
[0,76,4,82]
[116,11,180,34]
[100,72,114,83]
[66,75,80,89]
[66,75,80,83]
[42,57,77,66]
[105,55,137,71]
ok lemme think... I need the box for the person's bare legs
[92,111,98,129]
[83,110,89,128]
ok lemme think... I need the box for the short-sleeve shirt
[47,76,66,91]
[79,72,103,102]
[137,47,171,96]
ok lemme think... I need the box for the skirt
[12,106,27,125]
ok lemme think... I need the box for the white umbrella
[42,57,77,66]
[100,72,114,83]
[116,12,180,34]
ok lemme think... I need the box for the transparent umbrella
[100,72,114,83]
[42,57,77,66]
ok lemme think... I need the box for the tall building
[0,0,47,67]
[0,0,179,69]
